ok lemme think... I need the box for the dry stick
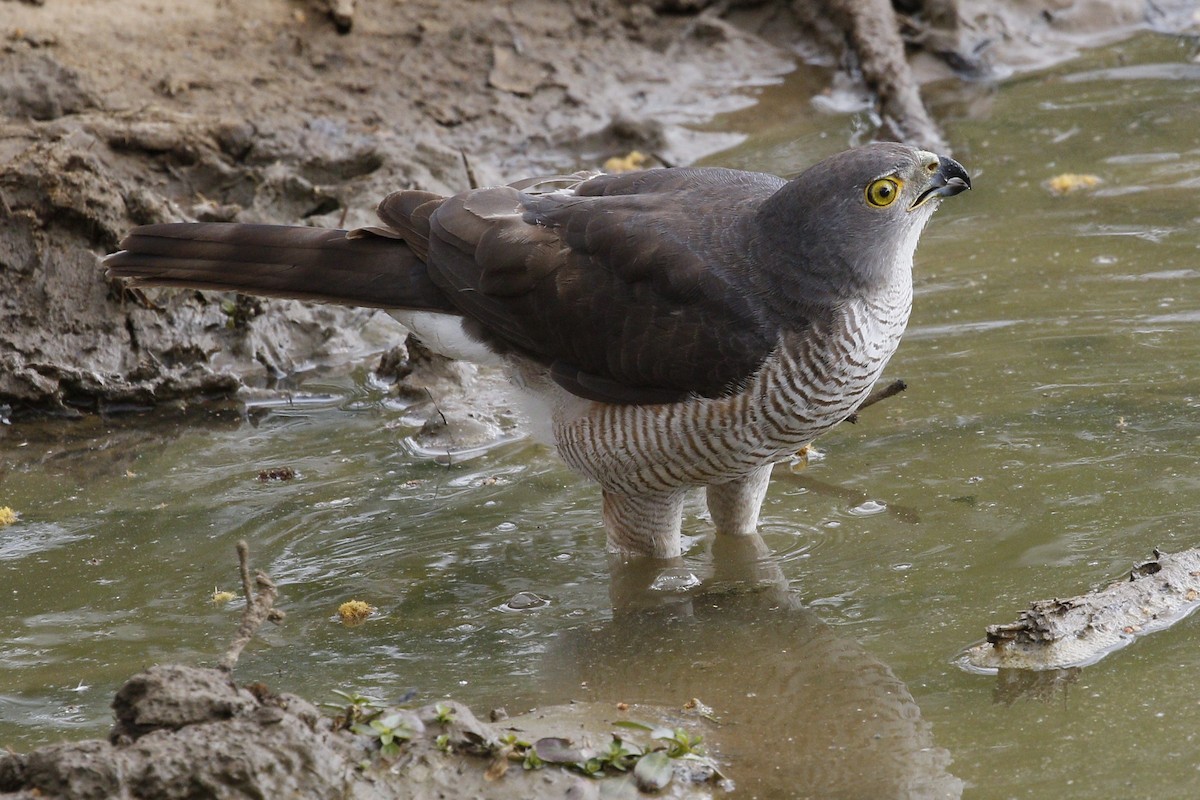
[782,379,917,522]
[218,540,286,673]
[844,377,907,424]
[964,548,1200,672]
[460,149,481,190]
[787,468,921,522]
[819,0,948,152]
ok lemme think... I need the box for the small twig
[460,149,480,190]
[218,540,285,673]
[816,0,948,152]
[785,472,921,524]
[844,378,907,424]
[236,540,254,604]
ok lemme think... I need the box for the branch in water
[218,540,286,673]
[962,548,1200,672]
[845,378,907,424]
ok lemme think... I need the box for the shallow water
[3,30,1200,798]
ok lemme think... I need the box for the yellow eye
[865,177,902,208]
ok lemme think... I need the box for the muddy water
[3,31,1200,798]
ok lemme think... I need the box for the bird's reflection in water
[540,535,963,799]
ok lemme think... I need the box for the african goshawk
[105,142,970,558]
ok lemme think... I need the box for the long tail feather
[104,223,455,311]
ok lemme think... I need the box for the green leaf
[378,712,406,730]
[604,736,640,771]
[612,720,655,732]
[634,751,673,791]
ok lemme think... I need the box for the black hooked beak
[910,155,972,210]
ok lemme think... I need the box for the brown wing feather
[420,167,792,404]
[375,190,443,261]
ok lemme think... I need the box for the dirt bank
[1,0,801,419]
[0,663,725,799]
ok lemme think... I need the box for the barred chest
[550,276,914,495]
[756,276,914,450]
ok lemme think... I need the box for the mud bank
[0,663,723,799]
[1,0,800,418]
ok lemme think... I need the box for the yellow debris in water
[603,150,648,173]
[789,444,812,473]
[338,599,375,626]
[1045,173,1102,195]
[0,507,18,526]
[212,589,236,605]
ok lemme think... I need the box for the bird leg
[601,489,687,559]
[706,463,774,537]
